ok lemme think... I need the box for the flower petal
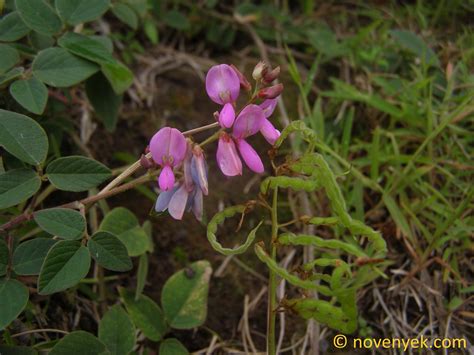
[218,103,235,128]
[191,150,209,195]
[236,139,264,173]
[192,188,203,221]
[260,97,279,118]
[260,118,281,145]
[168,185,189,220]
[233,104,265,139]
[205,64,240,105]
[158,165,175,191]
[216,134,242,176]
[155,187,178,212]
[150,127,187,167]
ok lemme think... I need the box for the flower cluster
[148,61,283,221]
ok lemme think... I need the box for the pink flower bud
[236,138,264,173]
[140,154,153,169]
[218,103,235,128]
[206,64,240,105]
[216,133,242,176]
[257,83,284,100]
[262,66,280,84]
[231,64,251,91]
[252,61,268,81]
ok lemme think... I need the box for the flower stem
[267,186,278,355]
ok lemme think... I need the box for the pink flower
[149,127,187,191]
[205,64,240,105]
[216,133,242,176]
[236,138,264,173]
[259,98,280,145]
[260,98,278,118]
[218,103,235,128]
[232,104,265,139]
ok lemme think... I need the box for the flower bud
[262,66,280,84]
[257,83,284,100]
[140,154,154,169]
[252,61,268,81]
[231,64,251,91]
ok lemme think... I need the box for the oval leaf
[111,3,138,30]
[55,0,110,26]
[0,109,48,165]
[34,208,86,240]
[88,231,132,272]
[101,60,133,95]
[58,32,115,64]
[50,331,107,355]
[0,240,8,276]
[15,0,62,36]
[0,169,41,209]
[38,240,91,295]
[159,338,189,355]
[46,155,111,192]
[12,238,57,275]
[99,305,135,355]
[0,44,19,74]
[0,67,24,87]
[32,47,99,87]
[9,78,49,114]
[161,260,212,329]
[119,288,168,342]
[0,279,29,330]
[100,207,151,257]
[0,12,30,42]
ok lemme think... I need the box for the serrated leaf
[112,3,138,30]
[159,338,189,355]
[32,47,99,87]
[0,279,29,330]
[99,305,135,355]
[38,240,91,295]
[0,12,30,42]
[58,32,115,64]
[46,155,111,192]
[119,288,168,341]
[15,0,62,36]
[88,231,132,272]
[50,331,107,355]
[9,78,49,115]
[161,260,212,329]
[34,208,86,240]
[86,72,122,131]
[0,43,19,74]
[0,240,8,276]
[12,238,57,275]
[101,61,133,95]
[55,0,110,26]
[0,109,48,165]
[100,207,151,257]
[0,169,41,209]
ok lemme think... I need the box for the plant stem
[267,186,279,355]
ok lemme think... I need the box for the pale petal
[233,104,265,139]
[236,139,264,173]
[192,188,203,221]
[191,153,209,195]
[216,134,242,176]
[155,187,177,212]
[168,185,189,220]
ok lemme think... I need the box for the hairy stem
[267,186,279,355]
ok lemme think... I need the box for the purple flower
[150,127,187,191]
[236,138,264,173]
[218,103,235,128]
[205,64,240,105]
[191,145,208,195]
[259,98,280,145]
[216,133,242,176]
[260,98,278,118]
[232,104,265,139]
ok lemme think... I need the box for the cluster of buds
[147,61,283,221]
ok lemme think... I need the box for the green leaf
[0,279,29,330]
[0,240,8,276]
[38,240,91,295]
[0,12,30,42]
[135,253,148,300]
[88,231,132,272]
[112,3,138,30]
[55,0,110,25]
[15,0,62,36]
[32,47,99,87]
[12,238,57,275]
[0,345,37,355]
[119,288,168,341]
[58,32,115,64]
[0,169,41,209]
[99,305,135,355]
[29,31,55,50]
[101,61,133,95]
[9,78,48,115]
[163,10,189,31]
[34,208,86,240]
[0,67,24,87]
[159,338,189,355]
[0,109,48,165]
[390,29,439,67]
[161,260,212,329]
[46,155,111,192]
[0,44,19,74]
[100,207,151,257]
[143,19,158,44]
[50,331,107,355]
[85,72,122,131]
